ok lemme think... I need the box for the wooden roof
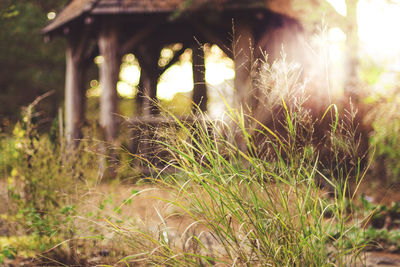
[92,0,184,14]
[43,0,95,34]
[42,0,267,34]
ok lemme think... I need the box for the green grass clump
[153,113,364,266]
[104,57,371,266]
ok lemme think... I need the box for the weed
[4,93,99,263]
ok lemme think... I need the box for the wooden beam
[192,46,207,112]
[98,26,120,142]
[121,23,159,55]
[63,23,98,148]
[141,64,159,117]
[135,77,145,116]
[135,45,161,116]
[192,23,233,58]
[65,37,86,147]
[233,20,254,109]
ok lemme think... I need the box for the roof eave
[42,0,98,35]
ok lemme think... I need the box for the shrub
[369,88,400,183]
[5,93,99,260]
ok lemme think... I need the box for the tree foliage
[0,1,67,131]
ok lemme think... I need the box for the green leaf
[2,246,16,260]
[131,189,139,195]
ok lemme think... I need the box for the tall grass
[0,55,372,265]
[104,56,370,266]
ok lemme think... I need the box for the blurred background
[1,0,399,132]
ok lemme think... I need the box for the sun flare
[358,0,400,63]
[328,0,400,63]
[325,0,400,94]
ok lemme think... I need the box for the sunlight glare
[358,0,400,62]
[325,0,346,16]
[120,65,140,85]
[161,48,173,59]
[328,27,346,61]
[328,27,346,43]
[124,53,136,63]
[205,63,235,85]
[117,81,136,99]
[47,12,56,20]
[94,56,104,65]
[159,48,174,67]
[205,45,235,85]
[157,63,194,100]
[86,80,101,98]
[90,80,99,88]
[157,45,235,100]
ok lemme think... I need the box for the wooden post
[98,27,120,142]
[136,46,160,117]
[65,37,86,147]
[192,46,207,113]
[136,79,145,115]
[142,67,159,117]
[234,21,254,110]
[232,20,255,152]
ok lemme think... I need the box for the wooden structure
[42,0,305,146]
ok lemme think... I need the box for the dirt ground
[1,180,400,266]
